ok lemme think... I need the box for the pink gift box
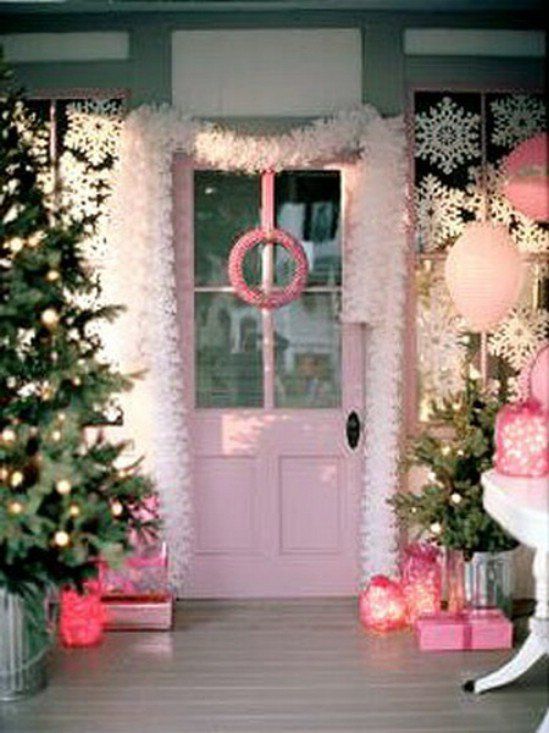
[416,609,513,651]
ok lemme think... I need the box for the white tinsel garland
[108,105,407,592]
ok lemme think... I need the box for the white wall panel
[171,29,362,116]
[1,32,129,62]
[404,29,545,58]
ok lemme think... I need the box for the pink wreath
[228,227,308,309]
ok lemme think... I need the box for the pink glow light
[60,581,105,647]
[359,575,408,633]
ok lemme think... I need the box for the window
[412,90,548,422]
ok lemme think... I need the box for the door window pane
[274,293,341,408]
[195,293,263,408]
[275,171,341,286]
[194,171,260,286]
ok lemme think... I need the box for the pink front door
[174,157,364,598]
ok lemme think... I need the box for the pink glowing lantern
[502,133,549,222]
[59,580,105,647]
[495,399,549,478]
[359,575,408,633]
[444,222,523,332]
[400,543,442,624]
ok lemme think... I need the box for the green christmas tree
[390,379,517,559]
[0,59,157,598]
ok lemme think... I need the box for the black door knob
[346,411,361,450]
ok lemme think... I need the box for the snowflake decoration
[63,99,122,166]
[415,96,481,175]
[489,306,549,371]
[465,162,515,228]
[511,218,549,255]
[490,95,546,149]
[418,278,467,401]
[416,174,465,250]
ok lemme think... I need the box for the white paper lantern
[444,222,523,332]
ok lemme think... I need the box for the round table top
[481,470,549,551]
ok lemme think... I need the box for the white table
[468,470,549,727]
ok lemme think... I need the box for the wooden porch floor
[1,599,547,733]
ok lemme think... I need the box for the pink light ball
[502,133,549,222]
[400,543,442,624]
[495,399,549,478]
[60,581,105,647]
[444,222,523,332]
[359,575,409,633]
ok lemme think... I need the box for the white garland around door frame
[108,104,407,593]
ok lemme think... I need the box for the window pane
[274,293,341,408]
[194,171,260,286]
[195,293,263,408]
[275,170,341,286]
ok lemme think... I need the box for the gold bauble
[69,504,80,517]
[51,430,62,442]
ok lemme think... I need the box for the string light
[45,269,60,282]
[10,470,24,488]
[8,501,23,515]
[1,427,16,443]
[441,445,451,456]
[57,412,67,423]
[9,238,24,253]
[56,479,72,495]
[450,492,463,505]
[51,430,62,442]
[430,522,442,535]
[54,530,70,547]
[41,308,60,329]
[111,500,123,517]
[72,376,82,386]
[0,467,8,481]
[28,231,43,248]
[69,504,80,517]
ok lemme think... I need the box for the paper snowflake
[490,95,546,149]
[511,219,549,255]
[465,163,516,228]
[416,174,465,250]
[63,99,121,166]
[415,96,481,175]
[489,306,549,371]
[418,291,466,401]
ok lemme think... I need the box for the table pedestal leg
[465,550,549,695]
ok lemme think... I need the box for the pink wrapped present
[416,609,512,651]
[494,399,549,478]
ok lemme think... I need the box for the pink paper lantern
[60,580,105,647]
[444,222,523,332]
[400,543,442,624]
[502,133,549,222]
[359,575,408,633]
[495,399,549,478]
[518,343,549,411]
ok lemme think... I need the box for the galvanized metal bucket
[465,551,514,618]
[0,587,52,701]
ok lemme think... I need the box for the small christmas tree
[390,379,517,559]
[0,58,157,598]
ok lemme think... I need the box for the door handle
[346,411,361,450]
